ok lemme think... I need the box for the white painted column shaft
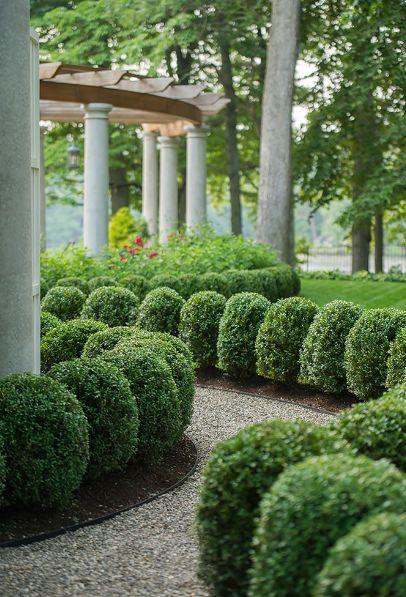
[186,125,208,228]
[40,127,46,251]
[158,136,179,242]
[83,103,112,254]
[142,130,159,237]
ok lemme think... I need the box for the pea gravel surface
[0,386,334,597]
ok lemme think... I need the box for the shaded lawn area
[300,279,406,309]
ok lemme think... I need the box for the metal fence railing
[298,245,406,273]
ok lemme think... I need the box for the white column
[83,103,112,254]
[142,130,159,237]
[186,125,208,228]
[158,136,179,242]
[40,127,46,251]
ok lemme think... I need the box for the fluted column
[83,102,112,254]
[142,130,159,237]
[186,125,208,228]
[158,136,179,242]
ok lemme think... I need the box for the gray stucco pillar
[186,125,208,228]
[142,130,159,237]
[0,1,34,375]
[158,136,179,242]
[40,127,46,251]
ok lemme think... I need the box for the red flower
[128,247,141,254]
[149,251,158,259]
[135,236,143,245]
[119,256,128,263]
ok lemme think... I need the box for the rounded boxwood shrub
[196,272,229,297]
[0,373,89,508]
[103,344,182,463]
[179,291,227,367]
[256,297,318,383]
[249,454,406,597]
[49,358,139,478]
[314,512,406,597]
[222,270,258,297]
[82,326,135,358]
[138,287,185,335]
[41,318,107,371]
[334,384,406,471]
[386,327,406,388]
[197,420,349,596]
[251,269,279,302]
[176,273,201,299]
[41,286,86,321]
[217,292,270,377]
[55,276,89,295]
[81,286,139,327]
[120,274,151,300]
[269,264,301,297]
[344,308,406,399]
[88,276,118,292]
[40,309,61,336]
[299,300,363,393]
[149,273,179,292]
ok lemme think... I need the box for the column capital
[83,103,113,119]
[185,124,209,138]
[158,136,179,149]
[142,129,158,139]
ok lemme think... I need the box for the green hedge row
[197,383,406,596]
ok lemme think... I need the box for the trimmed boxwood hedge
[386,327,406,389]
[49,358,139,478]
[344,308,406,399]
[120,274,151,300]
[81,326,135,358]
[103,343,182,464]
[314,513,406,597]
[41,286,86,321]
[88,276,118,292]
[40,309,61,336]
[41,318,107,371]
[269,264,300,297]
[81,286,139,327]
[256,297,318,383]
[334,384,406,471]
[0,373,89,508]
[196,272,229,297]
[179,291,227,367]
[249,454,406,597]
[299,300,363,393]
[55,276,90,295]
[217,292,270,377]
[138,287,185,335]
[197,420,349,596]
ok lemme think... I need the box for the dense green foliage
[217,293,270,377]
[197,420,349,596]
[108,207,148,248]
[81,286,139,326]
[256,297,318,382]
[335,384,406,471]
[386,328,406,388]
[301,279,406,309]
[0,373,89,508]
[138,287,185,335]
[196,272,229,297]
[41,318,107,371]
[41,286,86,321]
[344,308,406,399]
[40,309,61,336]
[299,300,363,393]
[81,326,135,358]
[55,276,90,295]
[120,274,151,300]
[179,291,227,367]
[88,276,118,292]
[0,433,5,505]
[49,358,139,479]
[314,513,406,597]
[249,454,406,597]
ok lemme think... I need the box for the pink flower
[128,247,140,254]
[149,251,158,259]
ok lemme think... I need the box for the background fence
[299,245,406,273]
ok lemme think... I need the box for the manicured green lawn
[300,279,406,309]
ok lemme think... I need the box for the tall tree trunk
[110,167,129,214]
[219,40,242,235]
[256,0,300,264]
[352,220,371,272]
[374,211,384,273]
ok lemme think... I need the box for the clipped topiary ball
[103,343,182,464]
[55,276,90,295]
[41,318,107,371]
[334,384,406,471]
[88,276,118,293]
[314,512,406,597]
[386,327,406,388]
[179,291,227,367]
[256,296,318,383]
[222,270,259,297]
[149,273,179,293]
[81,326,135,358]
[299,300,363,393]
[217,292,270,377]
[344,308,406,399]
[138,287,185,335]
[81,286,139,327]
[40,309,61,336]
[196,272,230,297]
[249,454,406,597]
[176,273,201,299]
[41,286,86,321]
[268,264,300,297]
[0,373,89,508]
[49,358,139,478]
[251,269,279,302]
[197,420,349,596]
[120,274,151,300]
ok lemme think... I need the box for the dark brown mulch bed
[0,436,197,547]
[196,368,356,414]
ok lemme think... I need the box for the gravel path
[0,386,334,597]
